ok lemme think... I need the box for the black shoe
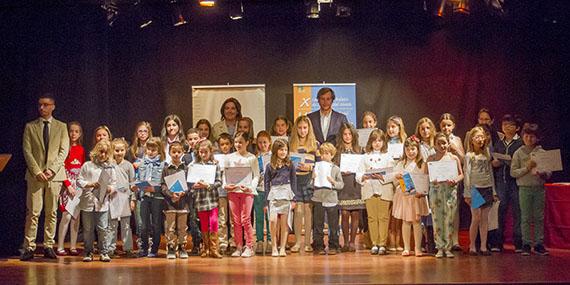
[189,246,200,256]
[44,248,57,259]
[20,249,34,261]
[451,244,463,251]
[521,244,531,256]
[534,244,549,256]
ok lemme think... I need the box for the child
[196,119,214,143]
[223,131,260,258]
[426,133,464,258]
[357,129,395,255]
[334,123,364,253]
[182,128,203,256]
[271,116,292,137]
[313,143,344,255]
[77,139,117,262]
[136,137,166,257]
[360,111,378,249]
[161,142,191,259]
[254,131,273,255]
[510,123,551,256]
[92,125,113,147]
[464,127,497,256]
[128,121,152,164]
[161,114,185,164]
[386,116,407,252]
[289,115,317,253]
[361,111,378,129]
[192,140,223,259]
[56,121,85,256]
[108,138,136,258]
[215,133,235,254]
[238,117,256,154]
[264,139,298,257]
[392,136,429,257]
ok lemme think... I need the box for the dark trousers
[140,197,164,253]
[187,195,202,247]
[489,179,522,249]
[313,203,340,250]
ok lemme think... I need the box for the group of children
[54,108,551,262]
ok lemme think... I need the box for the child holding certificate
[386,116,407,252]
[510,123,551,256]
[182,128,202,256]
[224,131,260,258]
[334,123,363,253]
[77,139,117,262]
[357,129,395,255]
[215,133,234,253]
[254,131,272,255]
[426,133,463,258]
[464,127,497,257]
[264,139,297,257]
[191,140,223,259]
[392,136,429,257]
[313,143,344,255]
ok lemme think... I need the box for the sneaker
[189,246,200,256]
[231,248,242,257]
[534,244,549,256]
[56,249,67,256]
[255,241,264,255]
[514,247,523,253]
[44,247,58,259]
[241,247,254,258]
[147,252,157,258]
[83,253,93,262]
[445,250,455,258]
[328,248,338,255]
[435,250,444,258]
[20,249,35,261]
[340,246,350,253]
[490,247,501,252]
[304,245,313,252]
[370,245,379,255]
[166,247,176,259]
[179,248,189,259]
[290,244,301,253]
[69,248,80,256]
[138,250,148,258]
[522,244,531,256]
[318,249,327,255]
[451,244,463,251]
[272,248,279,257]
[100,254,111,262]
[265,241,273,255]
[378,246,387,255]
[279,248,287,257]
[126,251,138,258]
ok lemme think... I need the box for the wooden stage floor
[2,247,570,284]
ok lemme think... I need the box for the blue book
[470,186,486,209]
[170,180,185,193]
[402,173,415,193]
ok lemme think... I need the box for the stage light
[452,0,470,15]
[199,0,215,7]
[229,0,244,20]
[134,0,153,29]
[306,1,320,19]
[171,0,189,27]
[101,0,119,27]
[434,0,447,17]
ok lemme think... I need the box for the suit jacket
[22,118,70,182]
[308,109,349,144]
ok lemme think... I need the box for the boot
[209,232,223,259]
[200,231,210,258]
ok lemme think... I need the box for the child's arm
[329,165,344,190]
[160,166,174,198]
[463,155,472,200]
[77,163,98,190]
[453,155,464,185]
[510,150,530,178]
[355,156,366,185]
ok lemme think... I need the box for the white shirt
[320,110,332,140]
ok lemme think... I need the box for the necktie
[43,121,49,164]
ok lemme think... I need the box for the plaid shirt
[191,160,221,212]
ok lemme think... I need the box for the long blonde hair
[130,121,153,159]
[89,139,114,164]
[415,117,436,147]
[465,126,490,158]
[387,115,408,143]
[289,115,317,153]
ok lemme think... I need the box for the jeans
[491,179,522,248]
[109,216,133,252]
[253,191,271,242]
[140,197,164,253]
[82,210,110,255]
[187,195,202,248]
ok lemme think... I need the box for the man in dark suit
[307,87,349,144]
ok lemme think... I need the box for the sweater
[492,135,523,184]
[356,151,395,201]
[77,161,117,212]
[464,151,496,198]
[115,160,136,201]
[264,163,298,205]
[312,163,344,205]
[223,152,260,195]
[510,145,550,187]
[63,145,85,187]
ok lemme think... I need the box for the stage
[2,245,570,284]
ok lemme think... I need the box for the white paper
[357,128,374,148]
[488,201,500,231]
[109,187,131,219]
[225,166,252,186]
[165,170,189,191]
[387,143,404,160]
[427,160,459,183]
[492,152,512,161]
[532,149,563,172]
[187,164,217,184]
[410,173,429,195]
[213,154,226,170]
[97,168,112,201]
[364,167,395,184]
[339,153,363,173]
[65,188,83,219]
[314,161,333,188]
[271,136,289,143]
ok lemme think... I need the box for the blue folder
[470,186,486,209]
[170,180,185,193]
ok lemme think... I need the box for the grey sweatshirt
[510,145,549,187]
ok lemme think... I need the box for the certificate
[531,149,563,172]
[271,136,289,143]
[187,164,217,185]
[165,170,188,192]
[488,201,500,231]
[365,167,395,183]
[427,160,459,183]
[213,154,226,170]
[339,153,363,173]
[387,143,404,160]
[492,152,511,161]
[97,169,112,201]
[109,187,131,219]
[225,166,252,186]
[357,128,374,148]
[65,188,83,219]
[410,173,429,195]
[133,180,160,190]
[289,152,305,169]
[313,161,333,188]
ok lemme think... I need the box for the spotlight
[134,0,153,29]
[101,0,119,27]
[171,0,189,27]
[434,0,447,17]
[229,0,244,20]
[199,0,215,7]
[306,1,320,19]
[452,0,470,15]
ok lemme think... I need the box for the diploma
[213,154,226,170]
[65,188,83,219]
[531,149,563,172]
[410,173,429,195]
[357,128,374,148]
[339,153,363,173]
[313,161,333,188]
[365,167,395,183]
[187,164,217,185]
[97,169,112,201]
[289,152,305,169]
[271,136,289,143]
[387,143,404,160]
[224,166,252,186]
[427,160,459,183]
[165,170,189,192]
[109,187,131,219]
[488,201,500,231]
[492,152,511,161]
